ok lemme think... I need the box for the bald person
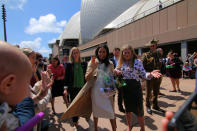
[0,40,33,130]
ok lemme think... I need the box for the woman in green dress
[64,47,87,130]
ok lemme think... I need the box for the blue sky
[0,0,81,57]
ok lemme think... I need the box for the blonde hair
[117,44,137,69]
[69,47,82,63]
[21,48,34,57]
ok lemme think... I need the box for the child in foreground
[0,41,33,130]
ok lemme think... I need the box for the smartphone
[167,91,197,131]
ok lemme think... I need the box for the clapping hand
[37,71,52,99]
[42,71,52,90]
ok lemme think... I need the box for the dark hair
[114,47,120,51]
[36,52,43,60]
[173,53,178,57]
[52,56,60,65]
[95,44,110,66]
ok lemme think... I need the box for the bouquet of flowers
[166,64,175,69]
[115,75,127,88]
[98,69,116,97]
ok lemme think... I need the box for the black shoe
[170,90,177,92]
[52,112,57,115]
[153,105,160,110]
[153,106,165,113]
[146,108,152,115]
[177,89,181,93]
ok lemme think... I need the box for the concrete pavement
[46,77,195,131]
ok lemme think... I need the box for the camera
[167,92,197,131]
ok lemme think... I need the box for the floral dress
[120,59,151,116]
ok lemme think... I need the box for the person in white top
[114,45,162,131]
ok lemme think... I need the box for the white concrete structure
[59,11,80,46]
[59,0,182,46]
[50,0,184,58]
[48,42,59,57]
[106,0,181,28]
[80,0,139,44]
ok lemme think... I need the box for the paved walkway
[46,77,195,131]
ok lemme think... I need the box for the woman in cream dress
[85,44,116,131]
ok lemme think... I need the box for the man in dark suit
[110,48,125,113]
[110,48,120,68]
[63,55,70,107]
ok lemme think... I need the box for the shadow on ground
[144,116,158,130]
[163,95,185,101]
[152,110,165,117]
[115,113,127,126]
[180,90,192,96]
[159,100,176,108]
[160,87,167,91]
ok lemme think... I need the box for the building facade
[49,0,197,63]
[78,0,197,62]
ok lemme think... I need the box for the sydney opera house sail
[59,11,80,46]
[57,0,182,47]
[80,0,139,44]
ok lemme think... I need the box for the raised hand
[42,71,52,90]
[91,57,98,70]
[36,71,52,100]
[151,70,162,78]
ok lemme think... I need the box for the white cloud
[19,37,41,50]
[25,14,67,35]
[48,38,56,43]
[38,47,52,54]
[3,0,27,10]
[19,37,51,57]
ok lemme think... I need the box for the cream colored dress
[86,60,115,119]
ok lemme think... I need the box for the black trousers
[69,87,81,123]
[117,87,124,109]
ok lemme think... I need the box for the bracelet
[149,72,153,78]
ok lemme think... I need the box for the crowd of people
[0,39,196,131]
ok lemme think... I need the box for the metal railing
[114,0,182,29]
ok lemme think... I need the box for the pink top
[47,64,65,80]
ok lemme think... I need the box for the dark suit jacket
[110,57,116,68]
[64,62,87,90]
